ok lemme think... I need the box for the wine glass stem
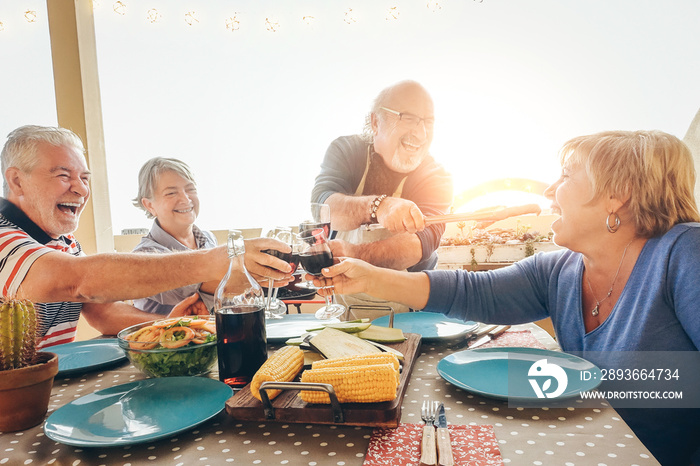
[266,278,274,310]
[322,282,336,307]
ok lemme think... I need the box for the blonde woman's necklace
[584,239,634,317]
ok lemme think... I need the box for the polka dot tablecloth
[0,324,659,465]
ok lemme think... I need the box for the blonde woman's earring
[606,212,621,233]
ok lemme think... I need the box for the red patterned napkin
[475,330,546,350]
[363,423,503,466]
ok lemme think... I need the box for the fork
[420,400,438,466]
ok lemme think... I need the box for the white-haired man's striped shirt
[0,198,84,349]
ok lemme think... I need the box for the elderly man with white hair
[0,125,292,349]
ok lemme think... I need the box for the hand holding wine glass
[299,228,346,320]
[261,227,296,318]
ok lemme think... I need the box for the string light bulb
[427,0,442,12]
[184,11,199,26]
[302,15,316,26]
[265,17,280,32]
[0,21,4,32]
[225,14,241,31]
[24,10,37,23]
[386,6,400,21]
[146,8,161,23]
[343,8,357,24]
[113,1,126,15]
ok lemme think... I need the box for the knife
[468,325,511,349]
[434,403,454,466]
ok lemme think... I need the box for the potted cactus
[0,298,58,432]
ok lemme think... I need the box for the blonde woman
[317,130,700,465]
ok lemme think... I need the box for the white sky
[1,0,699,234]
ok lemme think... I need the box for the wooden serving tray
[225,333,421,427]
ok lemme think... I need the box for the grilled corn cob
[250,345,304,401]
[300,363,399,404]
[312,352,400,374]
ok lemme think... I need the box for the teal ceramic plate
[372,312,478,342]
[52,339,127,377]
[44,377,232,447]
[437,347,602,401]
[265,314,339,343]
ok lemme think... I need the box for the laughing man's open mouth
[57,202,81,215]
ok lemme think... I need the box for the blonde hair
[559,130,700,237]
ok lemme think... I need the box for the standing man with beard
[311,80,453,316]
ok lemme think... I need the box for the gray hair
[133,157,197,218]
[1,125,85,196]
[360,80,429,144]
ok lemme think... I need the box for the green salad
[128,341,217,377]
[118,317,218,378]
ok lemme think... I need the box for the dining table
[0,322,660,465]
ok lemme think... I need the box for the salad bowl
[117,316,217,378]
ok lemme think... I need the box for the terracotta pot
[0,352,58,432]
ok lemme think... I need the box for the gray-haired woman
[132,157,218,314]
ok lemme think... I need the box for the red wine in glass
[298,225,345,319]
[215,304,267,388]
[290,252,300,274]
[299,250,334,276]
[262,249,299,274]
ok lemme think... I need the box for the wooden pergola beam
[46,0,113,254]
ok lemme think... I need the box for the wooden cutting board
[225,333,421,427]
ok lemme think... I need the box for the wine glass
[298,203,331,290]
[298,228,346,320]
[262,226,295,318]
[300,203,331,239]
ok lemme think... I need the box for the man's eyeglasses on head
[379,107,435,129]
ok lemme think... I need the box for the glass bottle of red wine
[214,230,268,389]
